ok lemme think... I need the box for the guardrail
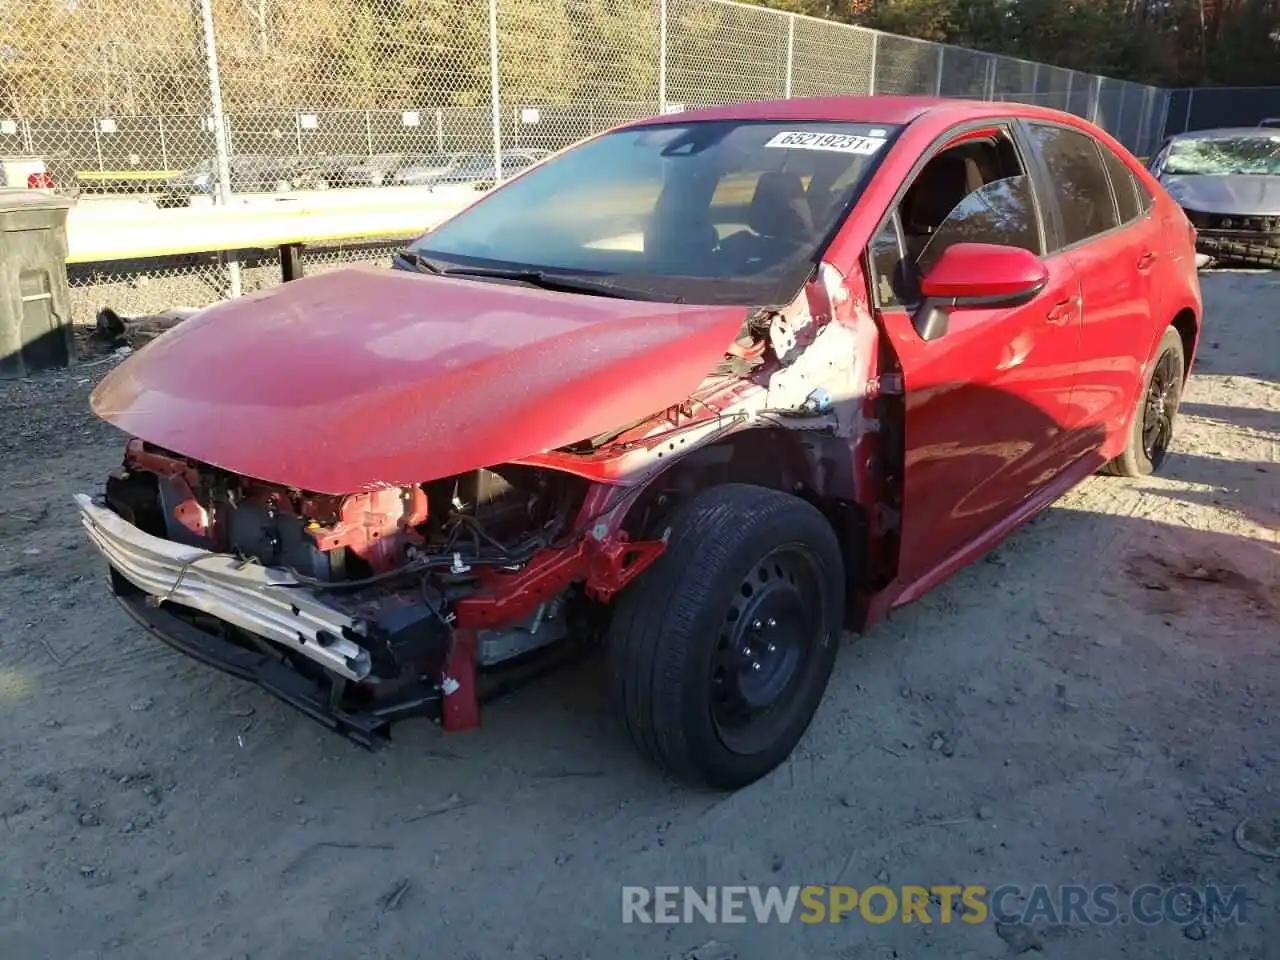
[65,186,476,292]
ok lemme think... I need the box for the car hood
[91,265,748,495]
[1161,174,1280,216]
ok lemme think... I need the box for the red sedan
[79,96,1202,789]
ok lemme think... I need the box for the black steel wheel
[709,545,826,757]
[608,483,847,789]
[1102,325,1186,478]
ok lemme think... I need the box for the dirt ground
[0,270,1276,960]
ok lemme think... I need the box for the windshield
[406,120,898,305]
[1164,135,1280,176]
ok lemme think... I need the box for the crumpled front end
[80,440,667,746]
[78,493,373,680]
[76,259,883,747]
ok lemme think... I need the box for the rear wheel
[607,483,846,789]
[1102,325,1185,477]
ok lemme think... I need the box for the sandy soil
[0,270,1276,960]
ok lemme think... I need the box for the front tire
[1102,325,1185,477]
[607,483,846,789]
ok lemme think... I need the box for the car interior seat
[714,169,819,267]
[900,151,986,264]
[747,170,816,245]
[643,174,719,266]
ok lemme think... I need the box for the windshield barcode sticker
[764,131,887,154]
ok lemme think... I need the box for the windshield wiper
[441,266,677,301]
[394,253,676,302]
[393,249,445,274]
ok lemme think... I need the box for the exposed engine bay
[107,447,582,587]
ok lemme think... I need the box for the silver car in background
[390,151,472,187]
[392,149,552,189]
[1150,127,1280,268]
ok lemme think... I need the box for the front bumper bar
[76,492,594,745]
[75,493,373,682]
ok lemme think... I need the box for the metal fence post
[1090,76,1102,124]
[1064,71,1073,113]
[435,108,444,152]
[1184,88,1195,133]
[1114,86,1126,145]
[198,0,239,296]
[364,111,373,158]
[1155,90,1169,146]
[934,46,945,96]
[784,14,795,99]
[984,56,995,100]
[158,115,169,170]
[223,115,237,166]
[867,32,878,95]
[488,0,502,182]
[1141,89,1162,156]
[199,0,232,205]
[658,0,668,112]
[1031,63,1041,105]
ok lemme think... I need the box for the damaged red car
[78,96,1202,788]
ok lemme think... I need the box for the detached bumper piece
[77,494,601,748]
[76,494,373,680]
[77,493,448,748]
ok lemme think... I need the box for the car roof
[623,95,1088,130]
[1168,126,1280,140]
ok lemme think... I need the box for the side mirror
[915,242,1049,341]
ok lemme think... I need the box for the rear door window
[1025,123,1120,249]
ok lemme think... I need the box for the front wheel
[607,483,846,789]
[1102,325,1185,477]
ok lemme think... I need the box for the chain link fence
[2,0,1171,320]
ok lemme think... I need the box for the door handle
[1137,250,1156,271]
[1046,298,1076,326]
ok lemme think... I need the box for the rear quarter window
[1098,146,1143,224]
[1134,172,1154,213]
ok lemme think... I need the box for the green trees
[780,0,1280,86]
